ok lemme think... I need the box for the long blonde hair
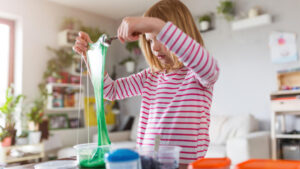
[140,0,204,72]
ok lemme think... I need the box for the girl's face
[145,33,174,67]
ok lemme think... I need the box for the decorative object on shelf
[0,128,12,147]
[120,41,141,73]
[48,114,69,130]
[269,32,298,64]
[198,14,213,32]
[119,57,136,73]
[217,0,235,21]
[52,87,64,108]
[26,96,45,131]
[28,131,42,144]
[248,6,261,18]
[16,131,28,145]
[277,68,300,91]
[45,47,75,81]
[0,86,25,146]
[69,118,82,128]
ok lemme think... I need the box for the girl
[73,0,219,168]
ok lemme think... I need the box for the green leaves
[26,96,46,125]
[199,15,212,23]
[217,0,235,21]
[0,86,25,135]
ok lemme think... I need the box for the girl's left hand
[117,17,166,43]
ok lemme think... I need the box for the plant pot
[28,121,39,131]
[200,21,210,31]
[60,72,69,83]
[125,61,135,73]
[16,137,28,145]
[47,76,57,83]
[248,8,259,18]
[7,129,17,145]
[1,137,12,147]
[28,131,41,144]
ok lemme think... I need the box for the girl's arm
[157,22,219,88]
[103,69,148,101]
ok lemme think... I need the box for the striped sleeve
[103,69,148,101]
[157,22,220,88]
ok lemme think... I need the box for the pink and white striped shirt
[103,22,219,164]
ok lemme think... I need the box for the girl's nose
[152,40,161,52]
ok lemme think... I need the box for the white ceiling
[46,0,218,20]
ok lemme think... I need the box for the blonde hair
[140,0,204,72]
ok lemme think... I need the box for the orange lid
[235,159,300,169]
[188,158,231,169]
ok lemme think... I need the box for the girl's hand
[73,31,93,61]
[117,17,166,43]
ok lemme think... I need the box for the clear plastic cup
[74,143,111,168]
[138,145,182,169]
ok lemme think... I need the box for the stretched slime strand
[80,34,111,168]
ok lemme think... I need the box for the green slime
[79,35,111,168]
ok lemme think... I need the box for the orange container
[235,159,300,169]
[188,158,231,169]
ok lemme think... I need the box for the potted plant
[198,14,212,31]
[26,97,45,131]
[217,0,235,21]
[119,57,136,73]
[0,86,24,145]
[16,131,28,145]
[26,97,45,144]
[120,41,141,73]
[0,127,12,147]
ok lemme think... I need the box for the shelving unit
[0,143,44,164]
[45,83,85,130]
[270,90,300,160]
[232,14,272,31]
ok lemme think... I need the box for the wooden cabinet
[270,89,300,159]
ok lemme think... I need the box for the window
[0,18,15,103]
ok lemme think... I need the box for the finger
[73,46,87,56]
[79,31,92,43]
[118,24,125,43]
[73,46,82,55]
[75,40,88,48]
[76,37,88,46]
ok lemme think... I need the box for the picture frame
[48,114,69,130]
[69,118,83,128]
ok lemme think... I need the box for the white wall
[0,0,118,102]
[202,0,300,130]
[112,0,300,130]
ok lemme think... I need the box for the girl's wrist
[147,17,166,35]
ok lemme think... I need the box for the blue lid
[105,149,139,162]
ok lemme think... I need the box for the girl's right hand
[73,31,93,61]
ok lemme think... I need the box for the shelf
[0,143,44,164]
[46,107,83,112]
[50,126,97,132]
[6,154,43,163]
[275,134,300,139]
[271,89,300,96]
[46,83,83,88]
[271,100,300,112]
[232,14,272,31]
